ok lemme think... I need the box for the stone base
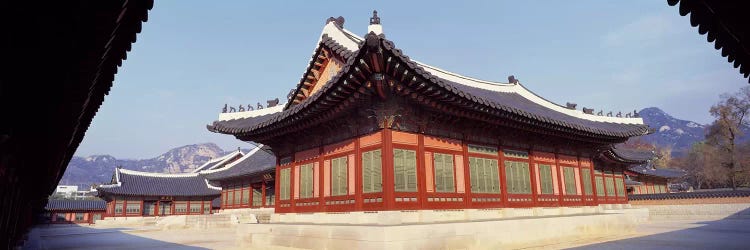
[246,208,647,249]
[270,206,619,225]
[95,214,237,229]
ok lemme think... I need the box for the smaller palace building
[97,168,223,217]
[96,148,278,218]
[201,147,277,210]
[44,199,106,224]
[627,163,687,194]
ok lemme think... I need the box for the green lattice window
[362,149,383,193]
[538,164,554,194]
[433,153,455,193]
[505,161,531,194]
[605,176,616,197]
[279,168,291,200]
[252,186,262,207]
[582,168,593,195]
[470,157,501,194]
[394,149,417,192]
[331,156,348,196]
[299,163,314,199]
[615,178,625,197]
[596,175,605,197]
[563,167,577,195]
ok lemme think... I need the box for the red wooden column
[461,141,472,208]
[575,156,585,206]
[416,134,426,209]
[528,151,539,206]
[261,181,266,207]
[585,159,597,206]
[317,145,325,212]
[382,128,395,210]
[274,157,281,211]
[354,134,363,211]
[554,152,564,206]
[498,145,508,208]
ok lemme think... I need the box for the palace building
[627,164,687,195]
[95,147,278,217]
[44,199,106,224]
[201,147,277,210]
[97,168,223,217]
[207,12,652,214]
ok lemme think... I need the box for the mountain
[637,107,750,156]
[58,143,232,188]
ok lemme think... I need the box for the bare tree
[706,86,750,190]
[678,142,725,189]
[652,146,673,169]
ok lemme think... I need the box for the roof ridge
[118,168,200,178]
[200,145,264,174]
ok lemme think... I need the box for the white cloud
[602,13,679,47]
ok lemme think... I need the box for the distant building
[44,199,106,224]
[96,151,245,217]
[627,164,687,194]
[53,185,78,199]
[201,147,276,210]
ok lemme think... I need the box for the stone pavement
[23,218,750,249]
[532,219,750,250]
[24,225,239,249]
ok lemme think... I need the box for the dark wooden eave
[0,1,153,246]
[668,0,750,83]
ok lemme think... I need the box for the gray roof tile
[97,170,220,197]
[45,199,106,211]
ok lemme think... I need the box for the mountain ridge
[59,143,241,188]
[636,107,750,156]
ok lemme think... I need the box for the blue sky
[74,1,748,159]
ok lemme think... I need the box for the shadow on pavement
[571,207,750,250]
[24,223,207,250]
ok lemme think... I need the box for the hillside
[637,107,749,156]
[58,143,233,188]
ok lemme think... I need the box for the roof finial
[370,10,381,25]
[368,10,383,35]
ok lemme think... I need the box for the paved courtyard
[24,218,750,249]
[25,225,239,250]
[551,219,750,250]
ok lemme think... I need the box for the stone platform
[238,206,648,249]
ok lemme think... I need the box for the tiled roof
[191,151,244,173]
[203,147,276,181]
[629,164,687,179]
[45,199,106,211]
[97,169,221,197]
[610,144,657,163]
[208,20,650,140]
[625,179,643,186]
[629,190,750,200]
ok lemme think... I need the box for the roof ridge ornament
[370,10,380,25]
[326,16,345,28]
[508,75,519,84]
[368,10,383,35]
